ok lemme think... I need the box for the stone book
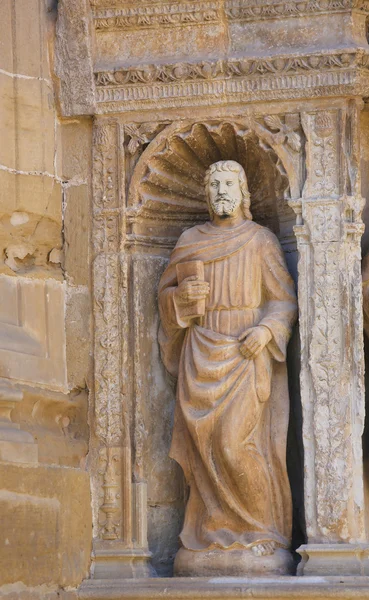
[176,260,206,319]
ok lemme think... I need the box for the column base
[90,540,156,579]
[297,544,369,576]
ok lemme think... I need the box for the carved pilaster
[290,104,368,575]
[89,118,154,581]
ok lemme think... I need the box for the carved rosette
[291,106,366,545]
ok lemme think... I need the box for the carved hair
[204,160,252,220]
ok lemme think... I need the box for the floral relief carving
[95,52,362,87]
[125,123,160,155]
[263,114,301,152]
[92,121,122,447]
[294,106,366,546]
[310,240,348,538]
[98,446,122,540]
[225,0,369,21]
[94,51,369,112]
[91,1,219,31]
[303,111,340,198]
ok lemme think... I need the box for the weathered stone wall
[0,1,93,595]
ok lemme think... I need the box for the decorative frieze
[225,0,369,21]
[92,1,219,31]
[94,51,369,113]
[95,52,364,87]
[90,0,369,32]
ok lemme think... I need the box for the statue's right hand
[174,276,210,306]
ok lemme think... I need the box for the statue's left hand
[238,326,272,359]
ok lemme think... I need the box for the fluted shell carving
[130,121,291,233]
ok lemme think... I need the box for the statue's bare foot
[251,541,276,557]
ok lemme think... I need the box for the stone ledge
[79,576,369,600]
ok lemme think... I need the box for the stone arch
[127,120,299,243]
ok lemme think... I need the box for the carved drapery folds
[289,103,367,574]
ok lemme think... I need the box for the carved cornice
[90,0,369,32]
[92,1,219,31]
[225,0,369,21]
[94,50,369,113]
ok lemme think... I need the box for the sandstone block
[0,0,14,73]
[58,119,92,182]
[0,170,16,214]
[66,285,91,390]
[16,79,55,174]
[0,73,16,170]
[0,275,67,391]
[0,462,91,587]
[64,184,89,286]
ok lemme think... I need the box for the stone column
[89,118,154,581]
[290,102,368,575]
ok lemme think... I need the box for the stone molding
[94,50,369,113]
[90,0,369,32]
[78,576,369,599]
[226,0,369,21]
[92,1,219,31]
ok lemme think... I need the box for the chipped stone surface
[55,0,96,116]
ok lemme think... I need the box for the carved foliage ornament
[90,0,369,30]
[92,122,122,445]
[93,2,219,31]
[125,123,161,155]
[98,446,122,540]
[295,108,365,541]
[225,0,369,21]
[95,52,366,87]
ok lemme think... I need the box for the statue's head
[204,160,252,221]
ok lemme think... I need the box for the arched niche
[127,120,299,262]
[125,120,304,572]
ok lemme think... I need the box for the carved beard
[211,196,240,217]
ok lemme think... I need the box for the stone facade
[2,0,369,598]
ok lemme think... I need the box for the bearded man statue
[158,160,297,576]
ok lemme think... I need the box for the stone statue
[158,160,297,576]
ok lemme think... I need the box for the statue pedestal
[174,547,294,577]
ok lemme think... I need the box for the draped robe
[158,219,297,552]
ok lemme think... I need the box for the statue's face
[208,169,243,218]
